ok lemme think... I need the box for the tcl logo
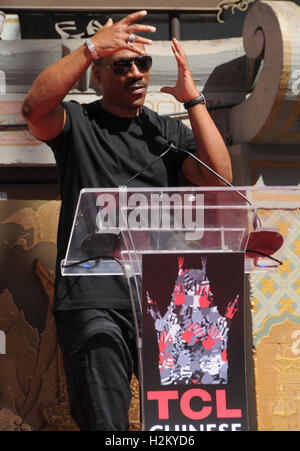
[147,389,242,420]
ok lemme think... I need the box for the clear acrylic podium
[60,186,290,431]
[61,186,285,278]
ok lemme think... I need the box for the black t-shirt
[46,100,196,311]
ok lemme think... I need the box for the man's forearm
[22,44,93,121]
[22,11,155,140]
[185,103,233,186]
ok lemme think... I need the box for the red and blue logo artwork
[146,257,239,386]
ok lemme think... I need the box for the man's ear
[92,63,102,82]
[91,63,103,94]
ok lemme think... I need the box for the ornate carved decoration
[229,1,300,144]
[0,198,141,430]
[217,0,256,23]
[255,319,300,430]
[0,274,59,430]
[0,407,32,431]
[34,260,79,431]
[129,375,140,431]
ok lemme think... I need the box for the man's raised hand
[91,10,156,57]
[161,38,199,103]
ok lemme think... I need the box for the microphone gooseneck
[81,137,174,258]
[84,135,283,264]
[121,136,174,186]
[158,138,283,260]
[159,138,262,227]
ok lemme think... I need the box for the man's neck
[99,98,142,118]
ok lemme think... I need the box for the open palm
[160,38,199,103]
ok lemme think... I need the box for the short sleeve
[43,100,82,181]
[44,100,74,154]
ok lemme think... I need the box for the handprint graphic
[181,321,202,344]
[202,326,222,351]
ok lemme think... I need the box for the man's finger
[137,37,154,46]
[120,10,148,25]
[125,44,146,55]
[103,18,114,28]
[127,36,153,47]
[172,38,189,63]
[128,24,156,34]
[172,38,184,53]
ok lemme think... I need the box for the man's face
[94,44,151,116]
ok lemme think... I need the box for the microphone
[121,136,174,186]
[80,135,283,266]
[156,138,284,262]
[79,136,174,259]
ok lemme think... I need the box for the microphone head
[246,228,284,258]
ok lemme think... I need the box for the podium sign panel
[142,252,248,431]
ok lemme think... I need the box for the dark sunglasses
[103,55,152,76]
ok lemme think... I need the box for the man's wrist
[183,93,206,109]
[85,37,100,61]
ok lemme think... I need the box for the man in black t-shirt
[22,11,232,431]
[45,100,197,313]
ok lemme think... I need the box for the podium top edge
[80,186,300,193]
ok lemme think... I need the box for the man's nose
[130,62,143,77]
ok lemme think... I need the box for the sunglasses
[103,55,152,76]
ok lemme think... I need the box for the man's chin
[126,93,147,109]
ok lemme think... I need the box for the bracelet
[183,93,206,109]
[85,38,99,61]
